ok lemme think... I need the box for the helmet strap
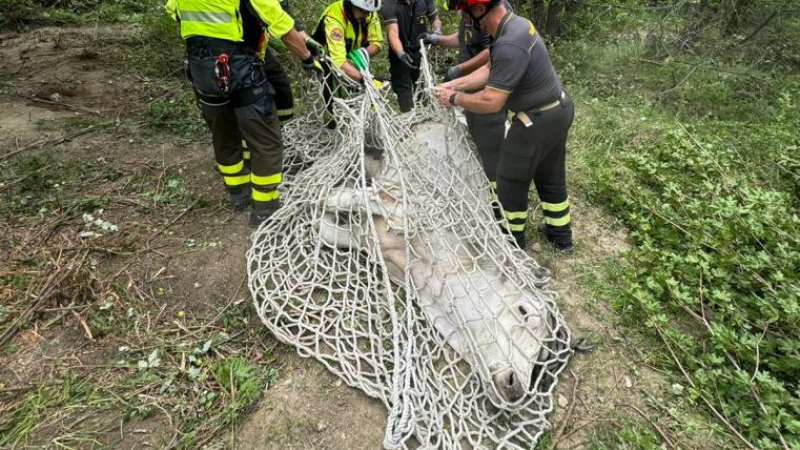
[467,1,497,24]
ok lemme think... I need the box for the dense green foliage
[0,0,160,29]
[558,7,800,446]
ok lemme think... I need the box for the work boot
[537,223,574,255]
[228,186,251,211]
[249,201,282,229]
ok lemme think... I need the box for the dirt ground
[0,26,719,450]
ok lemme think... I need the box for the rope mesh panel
[247,46,573,449]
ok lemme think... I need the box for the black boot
[249,201,282,229]
[228,186,251,211]
[537,223,574,254]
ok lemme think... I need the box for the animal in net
[248,48,573,449]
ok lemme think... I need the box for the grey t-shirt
[486,12,562,112]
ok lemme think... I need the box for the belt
[514,91,566,128]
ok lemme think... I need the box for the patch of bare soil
[236,356,386,450]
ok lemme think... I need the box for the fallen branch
[23,96,101,116]
[0,123,110,162]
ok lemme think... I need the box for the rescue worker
[165,0,320,228]
[421,0,509,219]
[313,0,384,124]
[420,0,510,81]
[242,1,324,168]
[435,0,575,253]
[381,0,441,112]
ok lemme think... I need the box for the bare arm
[441,63,490,91]
[457,48,489,76]
[437,86,508,114]
[367,43,380,58]
[280,28,312,61]
[341,62,363,82]
[437,32,459,49]
[386,23,403,54]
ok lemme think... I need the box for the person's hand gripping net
[301,36,324,75]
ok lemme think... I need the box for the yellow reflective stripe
[543,199,570,212]
[180,10,232,23]
[251,173,282,186]
[252,189,279,202]
[504,210,528,221]
[177,2,243,42]
[490,191,498,202]
[490,181,497,189]
[277,108,294,116]
[501,221,526,232]
[241,139,248,149]
[218,160,244,175]
[545,214,571,227]
[243,150,250,160]
[223,174,250,186]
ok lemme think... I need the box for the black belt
[186,37,251,57]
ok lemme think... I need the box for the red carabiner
[214,53,231,94]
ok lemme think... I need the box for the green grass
[561,31,800,448]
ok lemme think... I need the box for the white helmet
[349,0,382,12]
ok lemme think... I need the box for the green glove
[347,48,370,71]
[305,36,324,57]
[267,35,287,53]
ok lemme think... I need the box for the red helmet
[446,0,497,11]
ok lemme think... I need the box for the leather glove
[397,50,418,70]
[420,32,440,46]
[442,65,462,82]
[305,36,324,57]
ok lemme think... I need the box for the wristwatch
[449,93,457,106]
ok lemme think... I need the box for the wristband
[449,93,457,106]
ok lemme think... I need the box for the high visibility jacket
[165,0,295,43]
[313,0,383,68]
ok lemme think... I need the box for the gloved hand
[442,65,462,82]
[420,32,440,46]
[302,56,323,75]
[357,48,370,67]
[347,48,370,71]
[397,50,417,70]
[305,36,324,57]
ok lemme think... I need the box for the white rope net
[247,47,573,449]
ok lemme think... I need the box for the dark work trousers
[465,109,507,218]
[496,94,575,248]
[186,39,283,212]
[262,48,294,123]
[243,49,293,171]
[388,50,420,113]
